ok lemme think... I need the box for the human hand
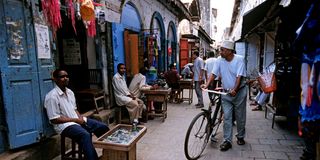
[75,117,86,125]
[200,84,208,89]
[229,89,237,97]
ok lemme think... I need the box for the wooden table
[179,79,193,104]
[141,87,171,122]
[93,124,147,160]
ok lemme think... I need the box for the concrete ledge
[0,134,61,160]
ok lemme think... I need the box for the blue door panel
[0,0,47,149]
[37,46,55,137]
[40,78,55,136]
[112,23,125,74]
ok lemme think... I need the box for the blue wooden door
[112,23,125,74]
[0,0,54,149]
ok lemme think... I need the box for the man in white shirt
[192,51,205,108]
[202,40,247,151]
[112,63,145,124]
[129,67,158,98]
[129,67,159,115]
[45,69,109,160]
[204,53,218,104]
[181,63,193,79]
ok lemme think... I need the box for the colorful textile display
[300,53,320,122]
[41,0,62,38]
[80,0,95,21]
[66,0,76,34]
[297,2,320,122]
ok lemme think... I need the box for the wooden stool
[116,105,130,124]
[61,135,83,160]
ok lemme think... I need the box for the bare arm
[201,73,216,89]
[50,110,85,125]
[199,69,204,81]
[230,76,242,96]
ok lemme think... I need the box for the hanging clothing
[300,53,320,122]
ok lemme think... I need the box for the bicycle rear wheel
[184,112,210,160]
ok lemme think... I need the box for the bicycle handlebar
[202,89,229,95]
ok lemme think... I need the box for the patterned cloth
[299,53,320,122]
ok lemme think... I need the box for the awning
[241,0,281,38]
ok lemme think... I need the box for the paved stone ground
[136,90,304,160]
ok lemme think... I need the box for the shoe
[220,141,232,151]
[236,138,245,145]
[251,106,262,111]
[196,104,204,108]
[195,103,201,106]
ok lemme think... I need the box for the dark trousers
[61,118,109,160]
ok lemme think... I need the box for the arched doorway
[167,21,178,71]
[150,12,166,72]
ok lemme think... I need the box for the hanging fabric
[87,19,96,37]
[41,0,62,38]
[80,0,95,21]
[66,0,76,34]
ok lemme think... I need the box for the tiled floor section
[136,90,304,160]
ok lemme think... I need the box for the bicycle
[184,88,228,160]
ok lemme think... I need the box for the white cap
[220,40,235,51]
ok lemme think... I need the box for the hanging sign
[63,39,81,65]
[35,23,51,59]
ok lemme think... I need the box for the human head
[139,67,148,75]
[208,51,215,58]
[117,63,126,75]
[219,40,235,60]
[169,63,176,70]
[52,69,69,91]
[192,51,199,60]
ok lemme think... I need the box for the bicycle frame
[184,88,227,160]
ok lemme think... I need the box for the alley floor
[135,89,304,160]
[49,89,304,160]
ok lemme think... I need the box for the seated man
[251,90,270,111]
[129,67,159,116]
[181,63,193,79]
[248,78,270,111]
[164,63,182,103]
[129,67,158,98]
[112,63,145,124]
[44,69,109,160]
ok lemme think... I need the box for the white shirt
[212,55,246,89]
[204,57,217,79]
[129,73,152,98]
[44,85,79,134]
[112,72,132,106]
[181,64,192,75]
[193,57,205,81]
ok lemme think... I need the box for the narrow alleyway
[136,90,304,160]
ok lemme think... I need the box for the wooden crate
[93,124,146,160]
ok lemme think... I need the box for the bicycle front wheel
[184,112,210,160]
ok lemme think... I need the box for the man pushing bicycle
[201,40,248,151]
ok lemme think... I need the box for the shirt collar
[54,85,69,96]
